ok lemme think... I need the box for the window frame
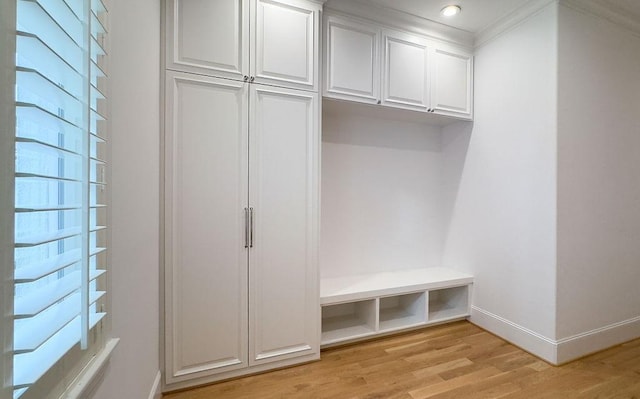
[1,1,17,398]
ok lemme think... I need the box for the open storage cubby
[321,299,377,345]
[428,285,469,322]
[320,268,473,346]
[379,292,427,332]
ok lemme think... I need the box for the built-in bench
[320,268,473,346]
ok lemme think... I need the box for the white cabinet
[381,29,430,112]
[323,13,473,119]
[164,72,249,382]
[324,15,379,103]
[166,0,249,82]
[164,71,319,387]
[166,0,321,91]
[248,84,319,365]
[430,47,473,118]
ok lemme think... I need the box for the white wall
[91,0,161,397]
[556,4,640,356]
[321,100,446,278]
[442,4,559,359]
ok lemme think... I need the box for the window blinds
[13,0,108,395]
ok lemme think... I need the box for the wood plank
[163,321,640,399]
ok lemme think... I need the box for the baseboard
[470,306,640,365]
[470,306,558,364]
[556,315,640,364]
[148,370,162,399]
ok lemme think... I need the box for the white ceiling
[358,0,532,33]
[348,0,640,34]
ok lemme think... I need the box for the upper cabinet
[323,13,474,120]
[166,0,322,92]
[430,47,473,118]
[381,29,430,112]
[324,15,379,103]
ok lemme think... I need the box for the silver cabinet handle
[249,76,255,83]
[244,207,250,248]
[249,207,254,248]
[243,75,249,81]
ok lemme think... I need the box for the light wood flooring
[163,321,640,398]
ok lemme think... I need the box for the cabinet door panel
[431,47,473,119]
[165,71,249,383]
[253,0,320,90]
[324,16,379,103]
[166,0,249,80]
[382,31,429,111]
[249,85,319,365]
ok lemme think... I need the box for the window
[10,0,109,397]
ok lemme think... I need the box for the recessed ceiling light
[441,5,462,17]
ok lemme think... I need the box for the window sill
[62,338,120,399]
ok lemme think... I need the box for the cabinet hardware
[243,75,249,81]
[249,76,255,83]
[249,207,254,248]
[244,207,250,248]
[377,100,381,105]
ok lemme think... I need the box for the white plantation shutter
[13,0,108,396]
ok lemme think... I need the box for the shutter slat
[17,0,83,71]
[13,311,106,388]
[16,68,84,125]
[15,247,105,282]
[17,103,83,137]
[15,226,82,248]
[14,269,105,318]
[14,290,106,353]
[16,33,82,97]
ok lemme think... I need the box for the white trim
[148,371,162,399]
[560,0,640,38]
[63,338,120,399]
[471,306,640,365]
[470,306,558,364]
[556,316,640,364]
[475,0,557,48]
[324,0,474,48]
[0,0,16,397]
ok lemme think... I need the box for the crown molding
[324,0,474,49]
[474,0,557,48]
[560,0,640,38]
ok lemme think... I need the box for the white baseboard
[470,306,640,365]
[470,306,558,364]
[148,370,162,399]
[555,315,640,364]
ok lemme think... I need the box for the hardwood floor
[163,321,640,398]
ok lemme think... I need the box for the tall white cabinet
[163,0,322,390]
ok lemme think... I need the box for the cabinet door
[252,0,321,91]
[324,15,380,104]
[164,71,249,383]
[381,30,430,111]
[430,47,473,119]
[166,0,249,80]
[248,85,319,365]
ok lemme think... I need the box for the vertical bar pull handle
[249,207,254,248]
[244,207,249,248]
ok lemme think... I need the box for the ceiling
[347,0,640,34]
[359,0,532,33]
